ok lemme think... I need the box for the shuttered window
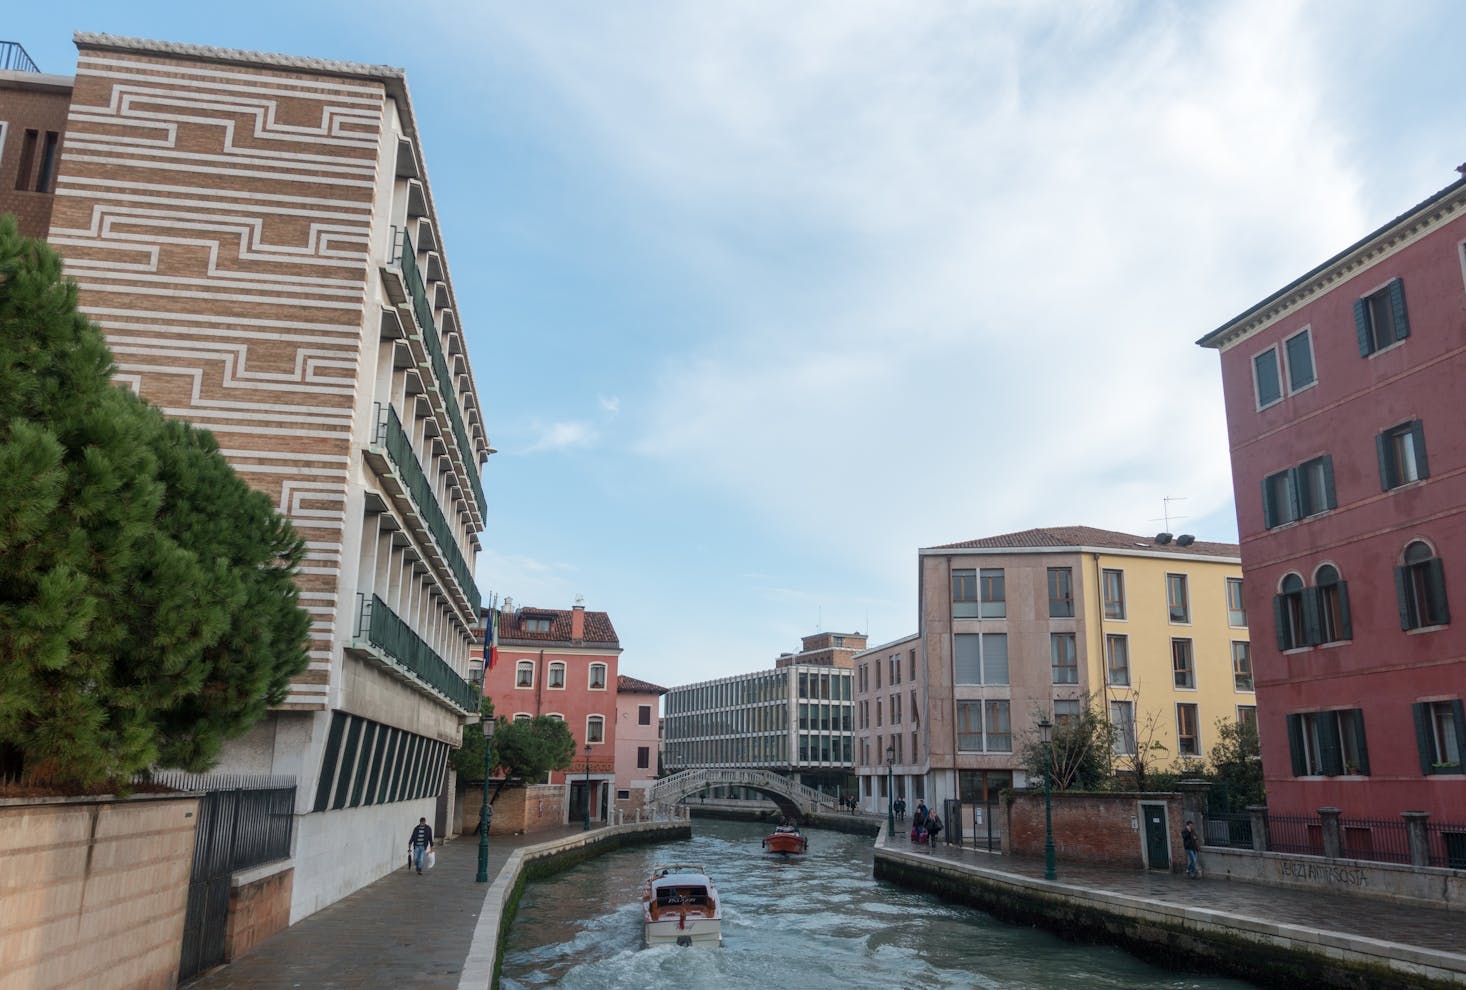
[1377,420,1429,490]
[1354,278,1410,355]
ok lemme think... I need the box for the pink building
[615,675,666,815]
[1199,169,1466,834]
[475,601,621,827]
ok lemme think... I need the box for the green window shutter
[1388,278,1410,342]
[1377,432,1396,490]
[1261,477,1276,530]
[1319,711,1343,776]
[1322,456,1337,510]
[1287,714,1307,777]
[1287,468,1302,521]
[1354,298,1372,356]
[1426,557,1450,625]
[1352,709,1371,775]
[1413,703,1436,774]
[1273,595,1289,651]
[1395,566,1415,630]
[1302,587,1323,646]
[1410,420,1429,480]
[1337,580,1353,640]
[1453,701,1466,765]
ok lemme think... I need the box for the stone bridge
[646,768,842,820]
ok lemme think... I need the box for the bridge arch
[646,768,841,820]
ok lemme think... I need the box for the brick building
[1,34,491,920]
[1199,167,1466,828]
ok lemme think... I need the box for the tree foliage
[1019,693,1115,790]
[1207,716,1264,811]
[451,697,497,781]
[0,216,310,787]
[489,714,576,796]
[1111,698,1172,793]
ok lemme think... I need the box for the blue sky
[11,2,1466,688]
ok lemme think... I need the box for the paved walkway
[189,826,597,990]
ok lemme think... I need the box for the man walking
[1182,820,1200,878]
[409,817,434,875]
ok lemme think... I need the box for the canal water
[499,819,1256,989]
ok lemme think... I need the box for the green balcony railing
[377,404,482,613]
[359,594,477,712]
[394,230,487,516]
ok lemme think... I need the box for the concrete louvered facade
[1,34,490,919]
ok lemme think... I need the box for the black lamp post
[1038,716,1057,881]
[475,716,495,883]
[583,742,592,832]
[885,744,895,837]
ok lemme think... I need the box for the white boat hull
[645,916,722,947]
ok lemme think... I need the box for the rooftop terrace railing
[0,42,41,74]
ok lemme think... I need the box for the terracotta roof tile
[493,606,619,645]
[617,675,667,694]
[925,525,1238,557]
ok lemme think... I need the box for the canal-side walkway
[877,830,1466,988]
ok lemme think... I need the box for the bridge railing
[647,768,842,812]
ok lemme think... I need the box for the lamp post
[583,742,592,832]
[1038,716,1057,881]
[475,716,495,883]
[885,744,895,837]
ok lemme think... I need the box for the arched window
[1275,573,1307,650]
[515,659,534,688]
[1398,541,1450,630]
[588,663,608,690]
[513,712,532,723]
[586,714,605,743]
[1314,564,1351,643]
[545,712,564,722]
[548,661,566,689]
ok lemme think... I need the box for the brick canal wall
[874,843,1466,990]
[1003,790,1186,869]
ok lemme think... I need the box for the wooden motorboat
[761,824,807,854]
[642,864,722,947]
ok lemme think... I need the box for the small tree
[451,698,497,781]
[1208,716,1264,811]
[1018,693,1114,790]
[484,714,576,801]
[1111,699,1170,793]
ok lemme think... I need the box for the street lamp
[475,716,495,883]
[886,744,895,837]
[583,742,592,832]
[1037,716,1056,881]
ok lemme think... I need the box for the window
[1231,642,1253,691]
[1176,703,1200,757]
[892,693,902,725]
[1105,634,1130,686]
[522,617,552,633]
[1288,709,1370,776]
[909,648,917,680]
[952,568,978,618]
[1284,328,1316,391]
[1053,699,1081,723]
[1048,567,1074,617]
[890,654,901,685]
[586,715,605,743]
[1102,568,1126,619]
[1110,701,1136,755]
[1226,577,1247,627]
[876,699,882,726]
[638,704,652,726]
[548,661,566,689]
[1378,420,1428,489]
[1237,706,1257,733]
[1171,639,1195,689]
[1354,278,1410,355]
[1050,633,1078,684]
[1254,347,1282,408]
[979,568,1006,618]
[513,712,532,722]
[589,663,607,689]
[1315,565,1351,643]
[14,128,37,191]
[1275,573,1307,650]
[954,633,1008,685]
[1414,700,1465,773]
[1397,541,1450,630]
[985,700,1011,752]
[1262,468,1297,528]
[1167,573,1190,623]
[35,131,59,193]
[1263,457,1335,528]
[956,700,1011,752]
[515,660,534,688]
[637,746,650,769]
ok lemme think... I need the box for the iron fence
[1264,813,1323,856]
[1339,817,1411,865]
[1427,823,1466,869]
[1204,812,1253,849]
[0,41,40,73]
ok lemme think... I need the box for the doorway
[1140,802,1170,870]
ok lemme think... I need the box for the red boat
[761,826,807,854]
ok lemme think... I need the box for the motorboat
[761,824,807,854]
[642,864,722,947]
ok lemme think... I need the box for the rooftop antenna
[1150,496,1189,533]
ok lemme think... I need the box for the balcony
[352,594,478,714]
[385,228,488,519]
[0,42,40,73]
[367,403,482,615]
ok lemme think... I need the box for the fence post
[1246,804,1269,852]
[1401,810,1431,867]
[1318,807,1342,859]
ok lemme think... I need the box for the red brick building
[475,601,622,826]
[1199,168,1466,828]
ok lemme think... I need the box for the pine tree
[0,215,309,787]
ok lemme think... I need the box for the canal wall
[1200,845,1466,911]
[460,818,691,989]
[873,841,1466,990]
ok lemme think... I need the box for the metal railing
[1426,822,1466,869]
[1265,814,1323,856]
[358,594,477,712]
[0,42,40,73]
[1340,817,1412,865]
[391,229,487,515]
[375,404,481,612]
[1204,813,1254,849]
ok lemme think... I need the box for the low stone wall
[457,783,567,836]
[1201,845,1466,911]
[874,841,1466,990]
[225,861,293,962]
[0,794,200,990]
[1004,790,1183,869]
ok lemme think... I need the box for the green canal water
[499,818,1257,989]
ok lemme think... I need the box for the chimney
[571,596,585,641]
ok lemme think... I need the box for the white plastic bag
[426,850,436,870]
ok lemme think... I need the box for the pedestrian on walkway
[894,798,906,822]
[1182,820,1200,878]
[927,812,942,849]
[408,817,434,875]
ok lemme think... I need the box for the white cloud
[519,420,595,454]
[598,394,621,414]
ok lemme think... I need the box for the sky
[10,1,1466,689]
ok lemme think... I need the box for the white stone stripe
[56,175,375,211]
[78,55,389,101]
[63,152,377,188]
[63,136,380,175]
[70,281,365,309]
[85,307,367,335]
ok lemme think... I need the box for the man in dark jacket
[409,817,434,875]
[1182,820,1200,878]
